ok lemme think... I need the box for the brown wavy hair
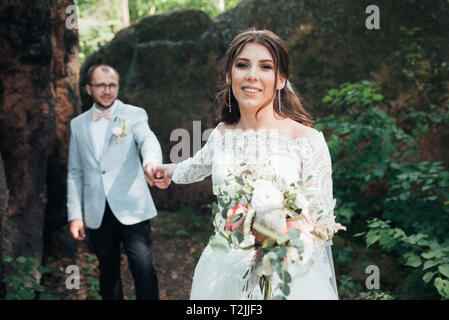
[216,28,314,127]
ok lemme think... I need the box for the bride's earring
[228,88,232,112]
[278,89,283,114]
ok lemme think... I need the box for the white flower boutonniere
[112,118,129,143]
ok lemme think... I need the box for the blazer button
[102,170,106,174]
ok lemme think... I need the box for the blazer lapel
[82,108,100,162]
[100,100,123,159]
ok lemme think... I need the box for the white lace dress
[172,125,339,300]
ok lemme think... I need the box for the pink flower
[226,203,248,232]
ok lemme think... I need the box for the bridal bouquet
[209,162,346,300]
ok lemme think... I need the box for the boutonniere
[112,118,129,143]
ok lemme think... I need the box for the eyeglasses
[89,83,119,91]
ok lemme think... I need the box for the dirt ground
[41,210,212,300]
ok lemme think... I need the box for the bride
[150,28,345,300]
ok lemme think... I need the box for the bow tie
[92,109,112,121]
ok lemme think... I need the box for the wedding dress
[172,124,339,300]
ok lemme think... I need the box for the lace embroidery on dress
[173,126,338,239]
[172,127,218,184]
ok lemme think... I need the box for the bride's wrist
[166,163,177,178]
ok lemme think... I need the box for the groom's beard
[92,94,116,110]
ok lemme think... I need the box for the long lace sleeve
[301,132,345,299]
[302,132,345,241]
[172,127,217,184]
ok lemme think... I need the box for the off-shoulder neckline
[212,125,325,145]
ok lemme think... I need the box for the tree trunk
[122,0,130,27]
[0,0,81,294]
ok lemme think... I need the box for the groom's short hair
[87,64,120,84]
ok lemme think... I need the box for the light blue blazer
[67,99,162,229]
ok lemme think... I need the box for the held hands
[145,163,173,189]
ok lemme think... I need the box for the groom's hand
[69,219,86,241]
[153,164,172,189]
[145,163,158,186]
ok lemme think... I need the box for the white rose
[254,208,287,235]
[294,193,310,215]
[256,251,277,276]
[251,179,284,214]
[287,247,300,263]
[298,232,315,265]
[112,126,123,136]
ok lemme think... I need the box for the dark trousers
[88,202,159,300]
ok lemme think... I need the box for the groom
[67,64,164,300]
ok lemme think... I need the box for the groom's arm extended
[67,121,84,222]
[133,108,163,170]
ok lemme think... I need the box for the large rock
[81,8,223,210]
[0,0,81,285]
[81,0,449,211]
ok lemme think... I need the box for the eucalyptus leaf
[209,235,231,254]
[228,213,244,224]
[231,230,244,246]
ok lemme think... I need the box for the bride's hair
[216,28,314,127]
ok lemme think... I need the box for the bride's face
[230,42,283,112]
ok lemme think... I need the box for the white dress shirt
[91,100,118,159]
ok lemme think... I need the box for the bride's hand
[153,163,174,189]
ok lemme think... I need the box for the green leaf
[235,176,244,185]
[434,277,449,298]
[404,253,422,268]
[423,271,436,284]
[281,271,292,283]
[3,255,13,263]
[208,235,231,254]
[262,238,276,250]
[228,213,243,224]
[231,230,244,246]
[278,281,291,296]
[366,232,379,247]
[276,246,287,260]
[438,264,449,278]
[423,260,439,270]
[16,256,27,264]
[422,249,444,259]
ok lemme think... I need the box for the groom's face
[86,68,120,110]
